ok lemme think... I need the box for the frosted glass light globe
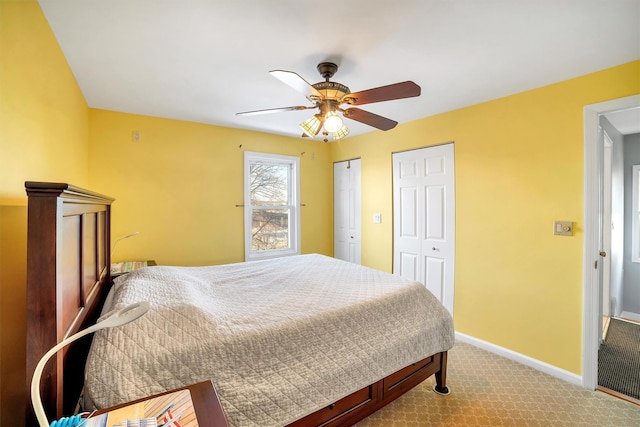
[324,111,343,133]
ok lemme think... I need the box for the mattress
[84,254,454,426]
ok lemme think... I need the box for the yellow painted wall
[0,0,89,200]
[88,109,333,266]
[332,61,640,375]
[0,1,90,425]
[2,0,639,418]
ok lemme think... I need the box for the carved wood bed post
[25,182,114,424]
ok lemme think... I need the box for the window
[633,165,640,263]
[244,152,300,261]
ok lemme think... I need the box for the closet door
[393,144,455,315]
[334,159,361,264]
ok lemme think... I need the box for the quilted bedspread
[84,254,454,426]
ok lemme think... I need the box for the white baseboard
[455,332,583,387]
[621,311,640,323]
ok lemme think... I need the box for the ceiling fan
[236,62,421,142]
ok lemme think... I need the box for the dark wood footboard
[287,351,448,427]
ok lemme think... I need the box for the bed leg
[433,351,451,395]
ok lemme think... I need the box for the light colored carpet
[357,341,640,426]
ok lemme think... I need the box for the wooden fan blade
[342,81,420,106]
[236,105,312,116]
[343,108,398,131]
[270,70,323,100]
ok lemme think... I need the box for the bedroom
[1,0,639,426]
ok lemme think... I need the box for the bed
[25,181,454,426]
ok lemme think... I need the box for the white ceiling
[38,0,640,139]
[605,107,640,135]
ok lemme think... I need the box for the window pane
[244,151,299,261]
[252,209,290,251]
[250,163,289,206]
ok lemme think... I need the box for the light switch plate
[373,213,382,224]
[554,221,573,236]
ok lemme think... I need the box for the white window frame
[244,151,300,261]
[632,164,640,263]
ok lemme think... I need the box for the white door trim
[601,131,612,321]
[583,94,640,390]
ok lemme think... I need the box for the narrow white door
[393,144,455,315]
[334,159,361,264]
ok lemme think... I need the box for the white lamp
[323,110,343,133]
[31,301,151,427]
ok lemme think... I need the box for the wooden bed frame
[25,181,449,426]
[25,182,114,425]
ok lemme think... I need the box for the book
[84,389,199,427]
[111,261,148,275]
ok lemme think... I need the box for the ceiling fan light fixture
[323,111,343,133]
[239,62,421,139]
[332,125,350,141]
[300,115,322,137]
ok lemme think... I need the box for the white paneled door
[334,159,361,264]
[393,144,455,315]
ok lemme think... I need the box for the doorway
[596,111,640,403]
[583,95,640,394]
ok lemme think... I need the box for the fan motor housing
[317,62,339,79]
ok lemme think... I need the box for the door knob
[599,251,607,257]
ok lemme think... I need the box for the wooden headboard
[25,182,114,424]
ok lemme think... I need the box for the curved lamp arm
[31,301,150,427]
[111,231,140,259]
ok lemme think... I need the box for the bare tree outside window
[250,163,290,251]
[250,163,288,205]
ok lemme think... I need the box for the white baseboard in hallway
[455,332,583,387]
[620,311,640,323]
